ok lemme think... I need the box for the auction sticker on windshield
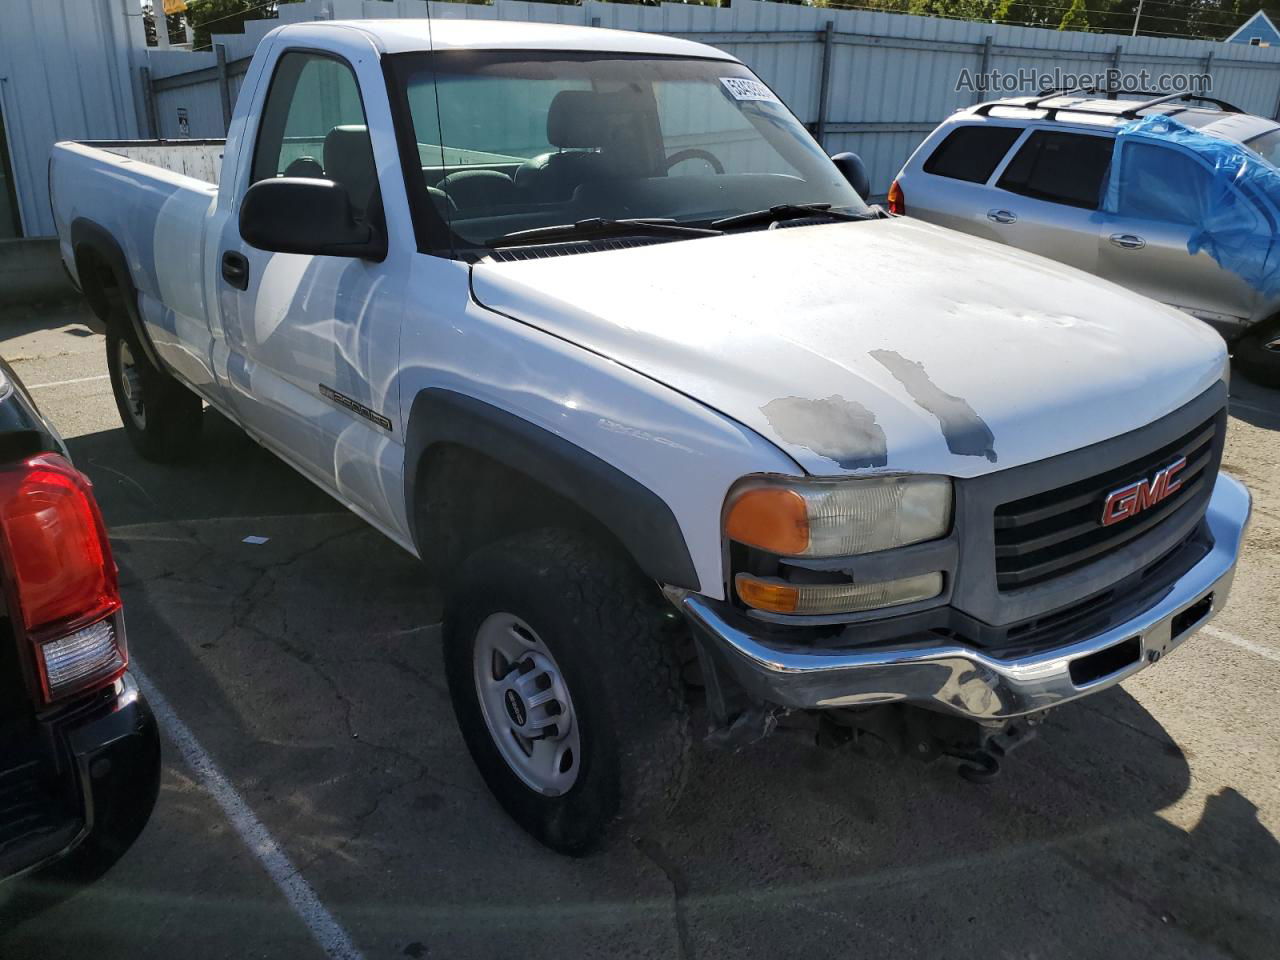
[720,77,780,103]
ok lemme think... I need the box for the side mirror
[830,152,871,202]
[239,178,386,261]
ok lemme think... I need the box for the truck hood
[470,217,1227,478]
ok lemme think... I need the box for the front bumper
[677,473,1251,721]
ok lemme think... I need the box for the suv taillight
[0,454,125,705]
[887,180,905,216]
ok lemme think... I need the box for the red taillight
[0,454,125,703]
[887,179,906,216]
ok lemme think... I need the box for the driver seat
[515,90,649,203]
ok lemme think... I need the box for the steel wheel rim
[473,612,581,796]
[117,340,146,429]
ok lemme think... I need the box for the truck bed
[49,139,223,390]
[74,139,226,184]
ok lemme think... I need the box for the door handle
[986,209,1017,224]
[1109,233,1146,250]
[221,250,249,290]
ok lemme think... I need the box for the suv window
[997,130,1113,209]
[1114,143,1212,225]
[923,125,1022,183]
[1114,141,1263,236]
[250,52,377,218]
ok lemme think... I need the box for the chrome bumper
[678,473,1251,722]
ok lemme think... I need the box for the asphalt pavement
[1,299,1279,959]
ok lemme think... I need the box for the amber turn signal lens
[734,574,800,614]
[724,487,809,556]
[887,179,905,216]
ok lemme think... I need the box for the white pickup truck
[51,19,1250,854]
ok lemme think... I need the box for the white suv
[894,91,1280,385]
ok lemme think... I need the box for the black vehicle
[0,357,159,891]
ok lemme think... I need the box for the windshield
[390,51,867,252]
[1246,127,1280,167]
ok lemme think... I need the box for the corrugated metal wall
[5,0,1280,236]
[0,0,147,237]
[145,0,1280,200]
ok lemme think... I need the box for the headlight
[725,475,953,558]
[735,571,944,615]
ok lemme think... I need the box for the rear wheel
[106,327,203,462]
[1233,319,1280,388]
[443,528,690,855]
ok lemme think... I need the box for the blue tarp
[1104,113,1280,299]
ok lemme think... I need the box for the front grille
[993,414,1218,590]
[989,527,1206,654]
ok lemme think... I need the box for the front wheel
[106,328,203,462]
[443,528,691,855]
[1233,320,1280,388]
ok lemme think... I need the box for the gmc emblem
[1101,457,1188,526]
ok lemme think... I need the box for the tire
[443,528,691,855]
[1233,321,1280,388]
[106,326,203,462]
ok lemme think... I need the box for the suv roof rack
[1114,91,1244,118]
[972,90,1244,123]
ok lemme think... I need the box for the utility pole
[1132,0,1145,36]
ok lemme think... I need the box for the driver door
[216,48,408,518]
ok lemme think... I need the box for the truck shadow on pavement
[3,413,1277,959]
[1228,369,1280,432]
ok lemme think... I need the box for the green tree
[185,0,304,51]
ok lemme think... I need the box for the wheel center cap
[504,688,528,727]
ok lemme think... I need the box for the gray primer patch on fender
[870,349,998,463]
[760,396,888,469]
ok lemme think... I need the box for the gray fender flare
[69,218,162,368]
[403,388,699,590]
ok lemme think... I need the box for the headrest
[439,169,517,208]
[323,125,376,206]
[547,90,643,149]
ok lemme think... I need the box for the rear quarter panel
[896,117,1030,244]
[51,143,219,391]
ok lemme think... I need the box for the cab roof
[306,18,737,61]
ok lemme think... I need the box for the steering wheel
[664,148,725,175]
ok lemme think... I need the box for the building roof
[1224,9,1280,44]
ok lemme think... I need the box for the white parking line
[132,666,365,960]
[25,374,110,390]
[1203,624,1280,663]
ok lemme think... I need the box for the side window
[922,125,1022,183]
[1114,141,1266,240]
[1114,143,1213,225]
[997,130,1113,209]
[250,52,377,219]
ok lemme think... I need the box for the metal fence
[0,0,148,237]
[142,0,1280,198]
[6,0,1280,236]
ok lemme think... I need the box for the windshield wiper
[488,217,722,249]
[710,203,870,231]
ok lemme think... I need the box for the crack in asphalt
[633,836,694,960]
[295,763,440,875]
